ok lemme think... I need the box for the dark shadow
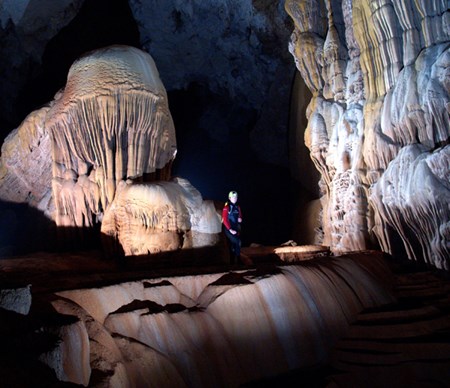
[101,235,230,272]
[0,304,81,387]
[0,200,56,257]
[14,0,141,134]
[169,82,295,247]
[0,199,102,258]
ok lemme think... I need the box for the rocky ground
[246,257,450,387]
[0,248,449,387]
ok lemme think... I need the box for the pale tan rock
[286,0,449,269]
[101,178,222,256]
[113,335,188,388]
[274,244,330,262]
[371,144,449,270]
[0,46,222,257]
[51,297,130,387]
[53,255,393,387]
[45,45,177,228]
[38,319,91,386]
[0,107,53,216]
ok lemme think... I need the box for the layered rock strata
[38,254,392,386]
[286,0,449,269]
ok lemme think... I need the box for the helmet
[228,190,238,198]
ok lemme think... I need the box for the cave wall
[286,0,449,269]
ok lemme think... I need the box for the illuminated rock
[46,45,177,228]
[371,144,450,270]
[274,244,330,262]
[0,45,177,229]
[51,253,394,386]
[286,0,449,269]
[101,177,222,256]
[0,46,225,256]
[38,318,91,386]
[0,107,53,215]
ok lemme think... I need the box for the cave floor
[326,266,450,387]
[1,248,449,387]
[245,257,450,387]
[0,244,290,294]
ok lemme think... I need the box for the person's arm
[238,205,242,223]
[222,205,231,230]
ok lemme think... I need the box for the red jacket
[222,202,242,231]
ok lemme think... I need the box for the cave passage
[1,0,299,256]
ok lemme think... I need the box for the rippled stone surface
[286,0,449,269]
[50,254,393,386]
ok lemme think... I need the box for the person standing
[222,191,242,263]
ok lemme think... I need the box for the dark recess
[16,0,141,126]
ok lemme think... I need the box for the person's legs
[224,228,241,264]
[233,237,241,257]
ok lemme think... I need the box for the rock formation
[0,0,299,251]
[39,254,392,386]
[0,45,223,256]
[0,107,53,214]
[0,1,448,268]
[46,45,177,227]
[286,0,449,269]
[101,177,222,256]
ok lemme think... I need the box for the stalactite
[371,144,449,270]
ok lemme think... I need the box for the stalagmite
[46,45,177,228]
[0,45,178,234]
[0,45,224,256]
[101,177,222,256]
[286,0,449,269]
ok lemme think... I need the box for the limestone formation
[286,0,449,269]
[0,107,53,214]
[38,319,91,386]
[0,45,176,225]
[46,45,177,228]
[49,254,393,386]
[371,144,450,270]
[0,45,225,257]
[101,177,222,256]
